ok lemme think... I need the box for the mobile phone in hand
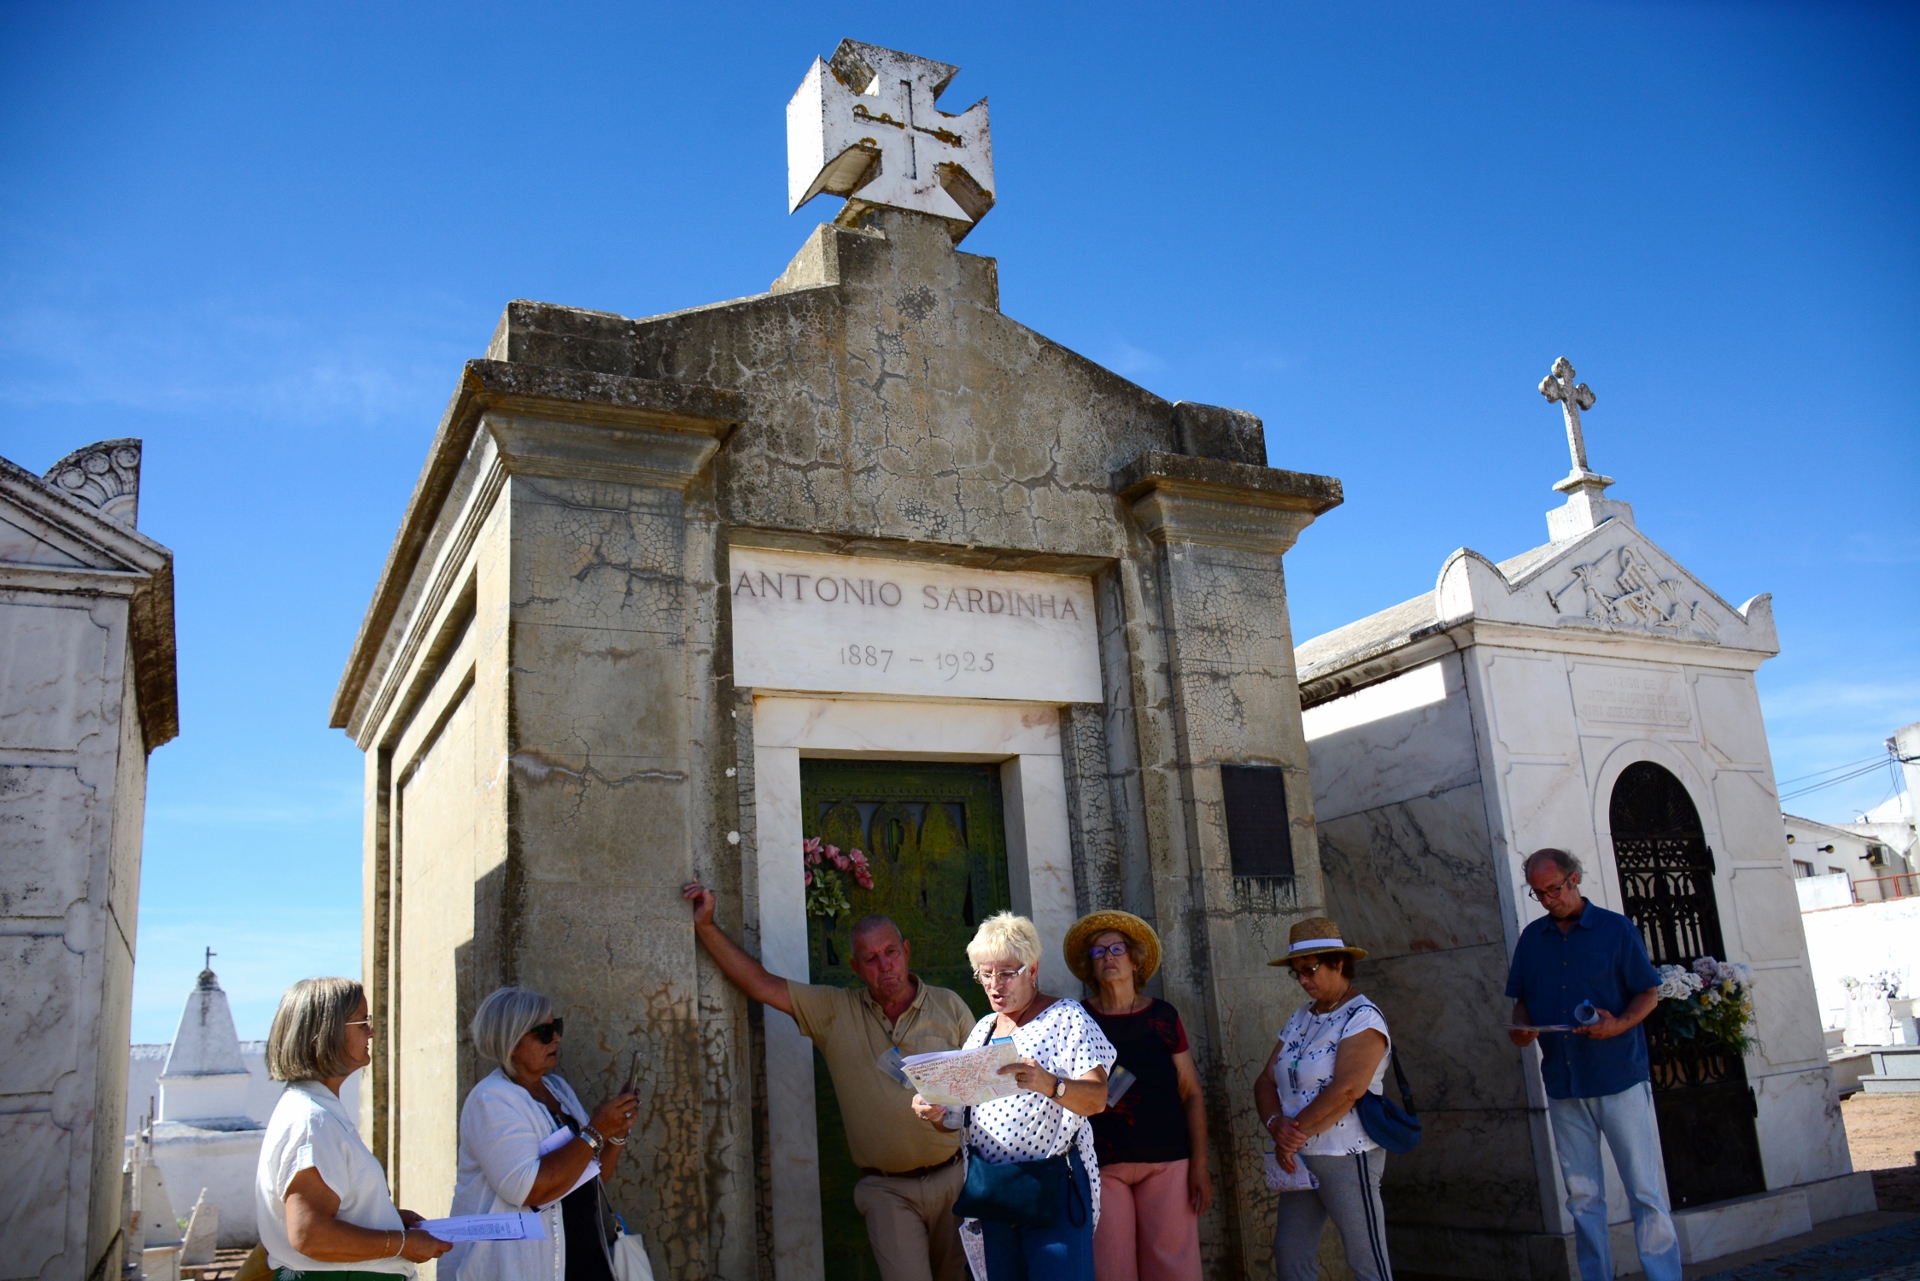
[622,1049,641,1096]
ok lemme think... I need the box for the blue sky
[3,2,1914,1041]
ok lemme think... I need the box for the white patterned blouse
[959,997,1118,1224]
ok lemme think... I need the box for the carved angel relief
[43,438,142,527]
[1546,547,1718,642]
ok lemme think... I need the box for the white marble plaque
[728,548,1101,703]
[1569,664,1691,729]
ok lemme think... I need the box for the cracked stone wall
[1305,652,1563,1279]
[344,207,1337,1280]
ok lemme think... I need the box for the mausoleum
[0,440,176,1280]
[332,40,1341,1280]
[1295,364,1869,1277]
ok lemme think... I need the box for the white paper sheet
[535,1125,601,1201]
[414,1212,548,1242]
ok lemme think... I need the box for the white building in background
[1294,364,1871,1274]
[1783,812,1909,898]
[127,965,354,1250]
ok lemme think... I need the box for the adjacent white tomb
[0,441,177,1281]
[141,963,268,1250]
[1294,361,1870,1279]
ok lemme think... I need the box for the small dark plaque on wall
[1220,765,1294,879]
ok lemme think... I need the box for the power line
[1780,759,1894,803]
[1776,754,1885,788]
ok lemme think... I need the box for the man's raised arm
[682,881,796,1017]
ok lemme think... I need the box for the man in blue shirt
[1506,848,1680,1281]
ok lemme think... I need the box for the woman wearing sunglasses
[444,987,638,1280]
[1255,918,1394,1281]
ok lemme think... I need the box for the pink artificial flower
[855,870,874,890]
[804,870,813,886]
[850,849,869,868]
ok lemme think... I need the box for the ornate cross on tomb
[787,40,995,241]
[1538,356,1633,539]
[1539,356,1611,494]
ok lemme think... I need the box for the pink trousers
[1092,1159,1203,1281]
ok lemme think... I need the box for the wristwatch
[1052,1075,1068,1099]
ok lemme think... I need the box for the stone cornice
[0,456,177,751]
[1112,452,1343,555]
[330,358,745,731]
[1297,615,1771,711]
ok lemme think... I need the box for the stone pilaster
[1111,452,1341,1279]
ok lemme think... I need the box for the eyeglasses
[528,1018,565,1044]
[973,965,1029,987]
[346,1019,373,1030]
[1086,942,1130,961]
[1527,874,1577,903]
[1290,961,1324,981]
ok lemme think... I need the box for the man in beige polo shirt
[683,880,977,1281]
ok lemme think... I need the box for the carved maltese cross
[787,40,995,240]
[1539,356,1610,491]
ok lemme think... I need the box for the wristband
[1263,1114,1281,1129]
[390,1229,408,1258]
[580,1124,605,1157]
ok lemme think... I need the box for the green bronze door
[800,760,1010,1281]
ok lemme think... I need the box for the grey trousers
[1272,1150,1393,1281]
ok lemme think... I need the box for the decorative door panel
[1610,761,1766,1208]
[800,760,1011,1281]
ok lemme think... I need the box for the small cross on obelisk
[1539,357,1612,493]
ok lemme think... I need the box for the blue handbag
[950,1109,1088,1228]
[1355,1049,1421,1153]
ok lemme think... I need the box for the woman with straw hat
[1255,918,1394,1281]
[1065,911,1209,1281]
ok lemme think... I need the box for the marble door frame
[749,694,1078,1281]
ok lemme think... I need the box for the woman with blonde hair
[911,912,1115,1281]
[255,977,451,1275]
[445,987,638,1280]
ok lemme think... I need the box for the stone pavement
[1614,1210,1920,1281]
[1693,1216,1920,1279]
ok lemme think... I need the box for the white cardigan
[442,1068,595,1281]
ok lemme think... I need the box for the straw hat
[1064,911,1162,985]
[1267,917,1369,966]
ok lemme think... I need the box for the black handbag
[950,1109,1088,1229]
[1354,1049,1421,1153]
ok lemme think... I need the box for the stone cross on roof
[1539,357,1611,494]
[1538,357,1634,540]
[787,40,995,241]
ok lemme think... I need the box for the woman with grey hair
[444,987,638,1280]
[255,977,452,1274]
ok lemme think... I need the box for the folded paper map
[413,1212,548,1242]
[900,1042,1021,1107]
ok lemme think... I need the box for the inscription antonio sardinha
[731,568,1083,681]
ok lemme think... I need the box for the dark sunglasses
[529,1018,565,1044]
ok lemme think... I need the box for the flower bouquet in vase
[1654,956,1758,1055]
[802,837,874,921]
